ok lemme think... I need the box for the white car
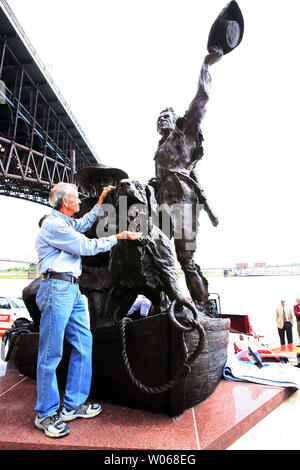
[0,296,32,334]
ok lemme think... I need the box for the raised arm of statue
[181,46,223,143]
[178,0,244,143]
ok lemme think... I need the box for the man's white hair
[49,182,78,210]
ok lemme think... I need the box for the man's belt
[42,272,79,283]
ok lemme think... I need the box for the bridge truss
[0,0,100,205]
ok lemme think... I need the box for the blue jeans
[35,278,92,418]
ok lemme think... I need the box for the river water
[1,275,300,348]
[186,274,300,347]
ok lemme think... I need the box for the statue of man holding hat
[152,1,244,313]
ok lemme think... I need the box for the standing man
[293,298,300,339]
[35,182,140,438]
[276,300,293,351]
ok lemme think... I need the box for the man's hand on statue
[116,231,142,241]
[97,186,116,206]
[204,46,223,66]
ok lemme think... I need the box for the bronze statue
[151,1,244,313]
[102,179,185,323]
[14,2,244,417]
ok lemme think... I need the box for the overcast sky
[1,0,300,268]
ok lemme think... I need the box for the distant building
[28,263,39,279]
[254,263,266,268]
[236,263,248,269]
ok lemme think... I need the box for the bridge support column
[71,150,76,184]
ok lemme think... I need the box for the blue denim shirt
[36,204,117,278]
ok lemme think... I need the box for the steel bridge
[0,0,100,206]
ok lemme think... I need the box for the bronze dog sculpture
[102,179,186,323]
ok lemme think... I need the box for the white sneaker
[35,414,70,438]
[60,402,102,421]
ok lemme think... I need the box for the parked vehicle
[0,296,32,335]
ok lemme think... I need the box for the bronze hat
[207,1,244,55]
[76,164,129,186]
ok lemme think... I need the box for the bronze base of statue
[9,310,229,417]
